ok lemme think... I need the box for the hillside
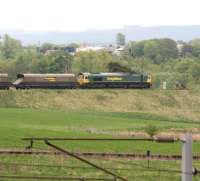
[0,89,199,122]
[2,25,200,44]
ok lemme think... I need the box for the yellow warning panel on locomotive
[107,77,122,81]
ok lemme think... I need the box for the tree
[33,58,49,73]
[144,39,161,63]
[72,51,112,73]
[1,34,22,59]
[181,43,193,57]
[158,38,178,60]
[48,51,73,73]
[145,124,158,138]
[190,39,200,57]
[116,33,125,46]
[40,43,56,53]
[175,58,194,73]
[128,41,145,57]
[128,38,178,63]
[68,43,80,48]
[188,63,200,82]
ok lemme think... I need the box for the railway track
[0,149,200,160]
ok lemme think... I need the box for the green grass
[0,107,200,180]
[0,90,199,180]
[1,155,200,181]
[0,108,200,154]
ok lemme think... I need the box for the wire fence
[0,137,199,181]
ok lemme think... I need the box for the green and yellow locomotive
[78,72,152,88]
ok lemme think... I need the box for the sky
[0,0,200,32]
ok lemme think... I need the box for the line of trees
[127,38,200,63]
[0,34,199,89]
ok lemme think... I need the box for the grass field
[1,155,200,181]
[0,89,199,180]
[0,108,200,154]
[2,155,200,181]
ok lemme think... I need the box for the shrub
[145,124,158,138]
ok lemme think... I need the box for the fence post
[182,134,193,181]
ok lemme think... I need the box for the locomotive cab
[78,73,90,86]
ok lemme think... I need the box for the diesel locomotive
[0,72,152,89]
[78,72,151,88]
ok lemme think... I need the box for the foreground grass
[0,89,199,180]
[0,105,199,180]
[0,108,200,154]
[1,155,200,181]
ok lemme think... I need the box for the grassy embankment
[0,89,200,121]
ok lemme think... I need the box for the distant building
[44,49,57,55]
[177,43,184,53]
[76,46,106,52]
[113,46,125,55]
[107,44,115,54]
[177,42,186,57]
[41,43,125,56]
[105,44,125,55]
[43,45,76,56]
[58,46,76,55]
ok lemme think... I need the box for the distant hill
[1,25,200,45]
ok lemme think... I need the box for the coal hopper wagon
[0,74,12,89]
[13,74,78,89]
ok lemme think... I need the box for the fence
[0,135,199,181]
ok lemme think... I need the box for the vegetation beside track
[0,89,199,122]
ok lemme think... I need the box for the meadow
[0,107,200,154]
[0,89,200,180]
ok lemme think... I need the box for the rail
[1,149,200,160]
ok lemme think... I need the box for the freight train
[0,72,152,89]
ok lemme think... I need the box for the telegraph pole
[182,134,193,181]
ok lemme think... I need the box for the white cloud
[0,0,199,31]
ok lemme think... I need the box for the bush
[145,124,158,138]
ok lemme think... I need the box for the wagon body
[0,74,12,89]
[14,74,78,89]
